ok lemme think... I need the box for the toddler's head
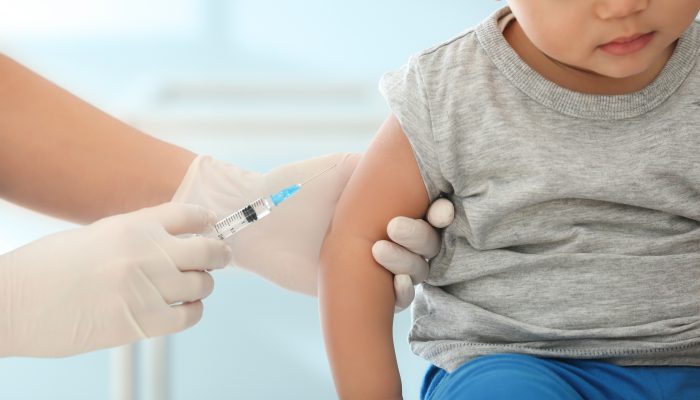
[506,0,700,79]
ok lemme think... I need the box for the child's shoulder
[409,8,505,75]
[418,27,479,58]
[412,28,482,71]
[402,24,497,93]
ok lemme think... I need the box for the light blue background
[0,2,502,399]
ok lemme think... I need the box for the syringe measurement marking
[212,162,340,240]
[214,198,268,239]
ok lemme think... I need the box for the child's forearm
[320,234,402,399]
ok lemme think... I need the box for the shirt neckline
[476,7,700,120]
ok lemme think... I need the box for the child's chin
[591,61,653,80]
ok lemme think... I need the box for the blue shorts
[420,354,700,400]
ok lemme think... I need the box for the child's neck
[504,20,676,95]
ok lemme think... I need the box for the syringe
[210,163,339,240]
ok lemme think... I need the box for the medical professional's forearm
[0,54,195,223]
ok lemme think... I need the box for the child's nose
[594,0,649,20]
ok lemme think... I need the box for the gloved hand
[173,154,455,311]
[0,203,231,357]
[373,197,455,312]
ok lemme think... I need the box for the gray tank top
[380,7,700,372]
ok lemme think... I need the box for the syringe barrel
[211,196,274,240]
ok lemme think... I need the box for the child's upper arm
[324,115,430,244]
[319,114,430,399]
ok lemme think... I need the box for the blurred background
[0,1,501,399]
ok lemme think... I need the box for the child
[320,2,700,399]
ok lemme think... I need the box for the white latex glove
[372,197,455,312]
[0,203,231,357]
[173,154,455,310]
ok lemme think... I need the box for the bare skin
[0,55,195,224]
[320,116,428,399]
[505,0,700,94]
[503,19,674,95]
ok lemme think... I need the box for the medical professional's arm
[320,116,429,399]
[0,54,453,308]
[0,54,195,223]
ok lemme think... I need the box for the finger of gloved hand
[172,300,205,330]
[146,202,218,236]
[164,236,232,271]
[426,198,456,229]
[154,301,204,337]
[157,271,214,305]
[394,274,415,312]
[387,216,441,259]
[372,240,429,284]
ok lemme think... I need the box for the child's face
[506,0,700,79]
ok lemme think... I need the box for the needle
[299,162,339,186]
